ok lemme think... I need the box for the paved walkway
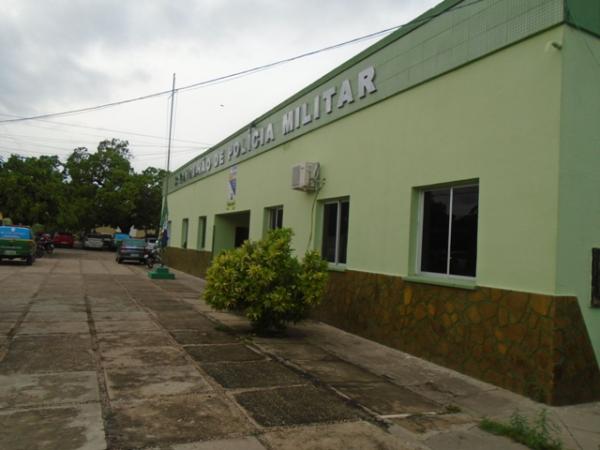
[0,249,598,450]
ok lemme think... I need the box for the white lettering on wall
[174,65,377,186]
[265,123,275,143]
[301,103,312,125]
[313,94,320,120]
[337,79,354,108]
[251,129,260,149]
[322,87,336,114]
[358,66,377,98]
[282,111,294,135]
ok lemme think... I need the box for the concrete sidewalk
[0,249,598,450]
[173,264,600,450]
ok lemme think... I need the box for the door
[234,227,249,248]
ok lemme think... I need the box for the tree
[1,137,165,234]
[64,139,135,233]
[128,167,166,231]
[0,154,65,227]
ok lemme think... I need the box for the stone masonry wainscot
[314,271,600,405]
[164,248,212,278]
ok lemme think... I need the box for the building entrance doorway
[234,226,249,248]
[213,211,250,255]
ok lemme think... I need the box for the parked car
[113,233,130,250]
[53,232,74,248]
[83,234,105,250]
[101,234,115,250]
[116,239,147,264]
[0,226,36,265]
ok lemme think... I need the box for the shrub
[31,223,45,234]
[204,228,328,334]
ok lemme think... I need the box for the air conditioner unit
[291,162,320,192]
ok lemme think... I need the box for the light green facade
[167,0,600,363]
[169,26,564,290]
[556,26,600,361]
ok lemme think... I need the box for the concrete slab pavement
[0,403,106,450]
[0,249,598,449]
[0,371,99,408]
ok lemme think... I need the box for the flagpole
[151,73,176,280]
[166,73,176,188]
[162,73,176,231]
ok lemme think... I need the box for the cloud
[0,0,438,172]
[0,0,434,115]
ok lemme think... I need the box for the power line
[0,132,203,150]
[0,141,205,158]
[0,145,202,160]
[0,113,212,146]
[174,0,489,95]
[0,29,387,123]
[0,138,74,153]
[0,146,59,156]
[0,1,486,125]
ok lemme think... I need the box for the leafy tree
[1,137,166,234]
[0,154,64,227]
[64,139,134,233]
[128,167,166,231]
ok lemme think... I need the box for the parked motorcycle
[35,240,45,258]
[144,247,162,269]
[43,239,54,255]
[35,234,54,257]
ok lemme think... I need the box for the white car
[84,235,104,249]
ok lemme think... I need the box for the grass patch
[479,410,563,450]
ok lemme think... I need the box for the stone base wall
[163,247,212,278]
[159,249,599,405]
[315,270,600,405]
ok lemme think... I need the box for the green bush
[31,223,45,234]
[204,228,328,334]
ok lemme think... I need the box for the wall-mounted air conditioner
[291,162,320,192]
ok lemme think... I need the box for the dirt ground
[0,249,598,450]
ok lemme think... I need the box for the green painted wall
[168,27,564,296]
[556,26,600,363]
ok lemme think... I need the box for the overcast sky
[0,0,439,172]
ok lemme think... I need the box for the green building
[164,0,600,405]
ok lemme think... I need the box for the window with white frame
[197,216,206,250]
[267,206,284,230]
[418,184,478,277]
[322,198,349,264]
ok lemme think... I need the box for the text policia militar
[174,66,377,186]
